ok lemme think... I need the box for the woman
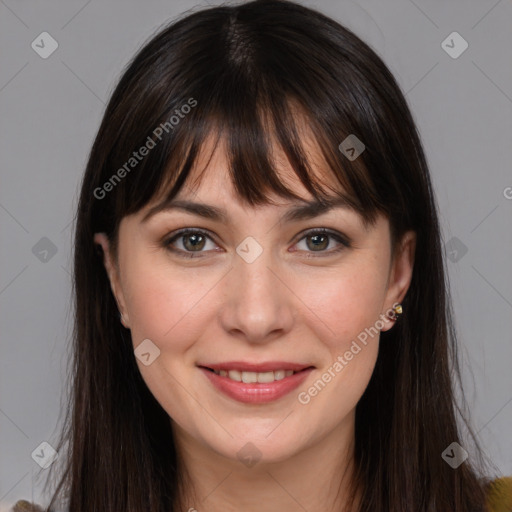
[12,0,510,510]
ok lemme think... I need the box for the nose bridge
[219,235,294,342]
[237,238,275,291]
[234,234,280,303]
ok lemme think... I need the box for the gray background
[1,0,511,508]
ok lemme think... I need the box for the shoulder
[485,476,512,512]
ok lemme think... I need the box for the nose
[219,246,295,344]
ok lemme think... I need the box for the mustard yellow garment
[486,476,512,512]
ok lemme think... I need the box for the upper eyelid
[164,227,349,251]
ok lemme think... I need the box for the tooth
[216,369,301,382]
[228,370,242,381]
[241,371,258,383]
[257,371,275,383]
[273,370,285,380]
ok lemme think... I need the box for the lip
[198,361,313,372]
[198,364,314,404]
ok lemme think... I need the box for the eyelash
[162,227,351,259]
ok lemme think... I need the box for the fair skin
[94,136,415,512]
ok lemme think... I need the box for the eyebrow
[141,195,358,224]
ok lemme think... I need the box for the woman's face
[95,137,415,465]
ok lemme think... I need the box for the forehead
[153,128,343,210]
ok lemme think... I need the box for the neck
[171,412,361,512]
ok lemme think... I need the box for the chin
[205,426,308,467]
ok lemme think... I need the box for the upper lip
[198,362,314,372]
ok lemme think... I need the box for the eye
[292,228,351,256]
[163,227,351,259]
[163,228,219,258]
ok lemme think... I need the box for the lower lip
[199,367,314,404]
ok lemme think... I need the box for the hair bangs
[124,90,383,236]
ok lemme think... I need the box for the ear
[380,230,416,332]
[94,233,131,329]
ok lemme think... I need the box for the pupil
[308,234,327,251]
[185,234,205,251]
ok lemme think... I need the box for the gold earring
[391,303,403,322]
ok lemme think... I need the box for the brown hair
[42,0,496,510]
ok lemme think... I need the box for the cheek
[294,265,386,422]
[121,257,219,353]
[293,259,388,409]
[295,259,388,348]
[119,258,217,422]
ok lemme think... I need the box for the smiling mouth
[200,366,314,384]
